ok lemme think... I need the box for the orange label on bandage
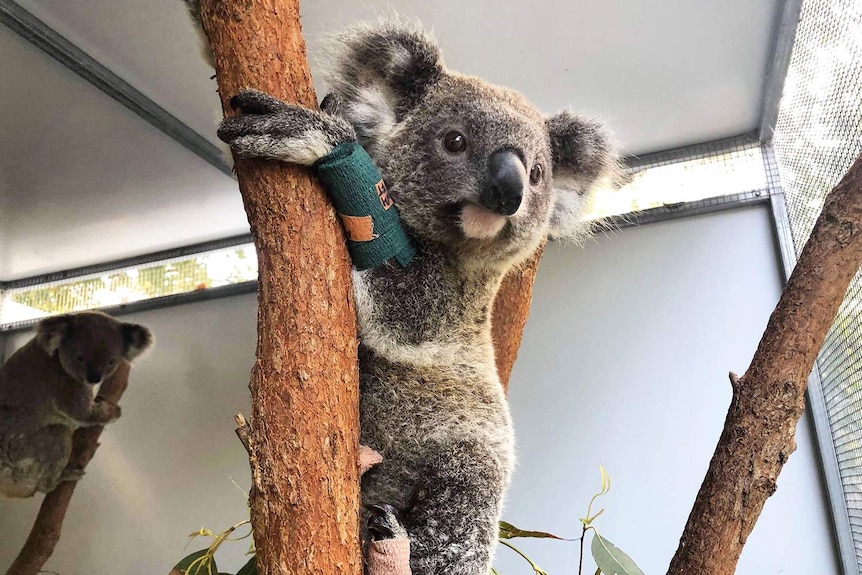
[340,214,377,242]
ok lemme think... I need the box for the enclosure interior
[0,205,841,574]
[0,0,858,574]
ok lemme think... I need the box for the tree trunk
[667,153,862,575]
[195,3,362,575]
[493,241,546,392]
[6,362,131,575]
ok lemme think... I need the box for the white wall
[496,205,839,574]
[0,206,840,574]
[0,294,258,573]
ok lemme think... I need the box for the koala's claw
[60,466,85,483]
[91,397,121,424]
[216,90,357,166]
[366,503,408,541]
[229,89,289,115]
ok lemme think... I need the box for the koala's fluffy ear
[120,323,153,361]
[36,315,74,355]
[327,22,444,151]
[546,111,617,240]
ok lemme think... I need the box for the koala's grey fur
[190,11,615,574]
[0,311,152,497]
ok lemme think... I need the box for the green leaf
[499,520,572,541]
[491,568,501,575]
[172,548,219,575]
[236,556,258,575]
[590,535,645,575]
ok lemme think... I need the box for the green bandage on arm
[314,141,416,270]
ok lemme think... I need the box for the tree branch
[667,152,862,575]
[493,240,547,392]
[196,2,362,575]
[6,361,131,575]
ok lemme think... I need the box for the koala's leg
[0,425,73,496]
[365,504,412,575]
[404,441,507,575]
[218,89,357,166]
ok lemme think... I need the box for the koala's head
[36,311,153,385]
[325,22,616,266]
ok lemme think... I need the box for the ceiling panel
[14,0,780,156]
[0,25,247,280]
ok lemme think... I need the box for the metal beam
[759,0,804,143]
[0,0,233,177]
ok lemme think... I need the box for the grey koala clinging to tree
[201,15,615,575]
[0,311,152,498]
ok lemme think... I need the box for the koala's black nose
[86,371,103,385]
[481,150,525,216]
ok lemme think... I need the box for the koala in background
[0,311,153,497]
[209,19,615,575]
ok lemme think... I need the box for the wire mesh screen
[0,243,257,326]
[772,0,862,566]
[586,135,767,220]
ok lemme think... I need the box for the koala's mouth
[459,202,509,240]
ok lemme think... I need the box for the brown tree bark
[195,2,362,575]
[493,240,546,392]
[667,152,862,575]
[6,362,131,575]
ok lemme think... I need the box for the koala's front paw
[90,397,121,425]
[366,503,409,541]
[60,465,86,483]
[218,89,356,167]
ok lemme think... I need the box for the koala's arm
[218,90,357,166]
[53,385,120,428]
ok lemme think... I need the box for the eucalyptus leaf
[499,520,572,540]
[237,556,258,575]
[591,535,644,575]
[172,548,220,575]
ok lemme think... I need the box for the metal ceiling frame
[759,0,805,142]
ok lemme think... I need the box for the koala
[201,16,614,575]
[0,311,153,498]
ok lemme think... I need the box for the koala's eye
[443,131,467,153]
[108,359,117,367]
[75,354,85,363]
[529,164,544,185]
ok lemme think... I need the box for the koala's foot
[366,503,409,541]
[217,89,356,167]
[365,504,412,575]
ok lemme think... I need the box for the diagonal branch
[667,152,862,575]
